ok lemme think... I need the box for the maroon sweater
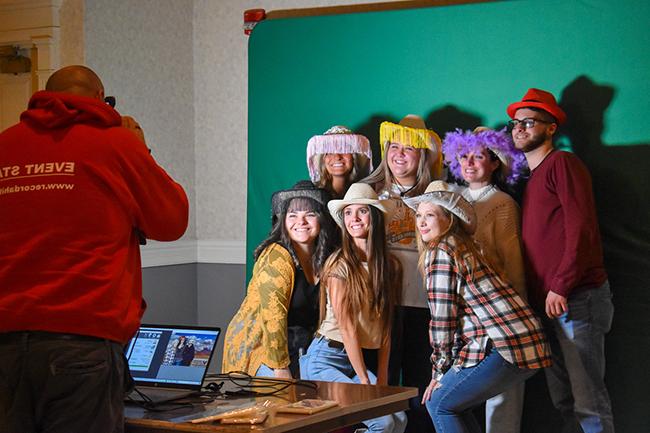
[521,150,607,309]
[0,91,189,343]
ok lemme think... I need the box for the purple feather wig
[442,127,528,185]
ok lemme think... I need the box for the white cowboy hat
[306,125,372,183]
[402,180,477,234]
[327,183,394,228]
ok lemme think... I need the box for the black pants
[389,306,436,433]
[0,331,128,433]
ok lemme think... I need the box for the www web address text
[0,183,75,195]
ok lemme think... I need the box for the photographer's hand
[121,116,146,145]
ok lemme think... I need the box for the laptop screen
[125,324,220,389]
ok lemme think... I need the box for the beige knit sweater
[463,187,527,299]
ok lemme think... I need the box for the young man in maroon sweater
[506,88,614,433]
[0,66,189,433]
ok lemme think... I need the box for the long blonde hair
[416,207,484,277]
[362,142,442,197]
[319,206,400,340]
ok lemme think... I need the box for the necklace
[463,185,496,204]
[399,184,417,197]
[391,182,416,197]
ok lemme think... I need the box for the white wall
[193,1,391,255]
[59,0,84,66]
[83,0,393,266]
[85,0,197,242]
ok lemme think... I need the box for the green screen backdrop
[247,1,650,431]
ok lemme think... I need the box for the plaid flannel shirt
[425,238,551,382]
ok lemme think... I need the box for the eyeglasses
[507,118,553,130]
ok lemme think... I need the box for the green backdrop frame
[247,1,650,431]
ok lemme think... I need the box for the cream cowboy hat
[402,180,477,234]
[327,183,394,228]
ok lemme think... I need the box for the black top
[286,267,319,377]
[287,267,319,329]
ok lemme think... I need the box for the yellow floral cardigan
[222,243,296,375]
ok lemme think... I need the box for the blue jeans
[425,348,536,433]
[300,337,407,433]
[255,363,274,377]
[545,281,614,433]
[485,381,525,433]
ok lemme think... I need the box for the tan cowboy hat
[402,180,477,234]
[327,183,394,228]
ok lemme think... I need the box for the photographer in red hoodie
[0,65,189,433]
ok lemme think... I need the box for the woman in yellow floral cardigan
[222,181,337,378]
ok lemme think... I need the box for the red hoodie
[0,91,189,343]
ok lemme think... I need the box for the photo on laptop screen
[125,324,220,389]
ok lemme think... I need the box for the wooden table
[125,380,418,432]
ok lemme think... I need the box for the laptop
[124,324,220,404]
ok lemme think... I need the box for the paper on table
[276,399,338,414]
[189,400,273,424]
[168,400,256,423]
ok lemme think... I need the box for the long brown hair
[361,142,442,197]
[320,206,400,340]
[254,197,337,276]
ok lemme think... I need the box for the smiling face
[343,204,371,240]
[324,153,354,177]
[284,200,321,247]
[386,142,421,185]
[511,108,557,153]
[415,201,450,242]
[459,148,500,187]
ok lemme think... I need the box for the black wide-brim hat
[271,180,331,217]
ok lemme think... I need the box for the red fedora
[507,88,567,125]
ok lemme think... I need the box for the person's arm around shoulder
[328,276,370,385]
[255,244,295,378]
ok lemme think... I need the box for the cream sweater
[463,186,527,298]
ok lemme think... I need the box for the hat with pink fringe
[306,125,372,183]
[442,127,527,185]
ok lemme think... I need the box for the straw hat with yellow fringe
[379,115,443,179]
